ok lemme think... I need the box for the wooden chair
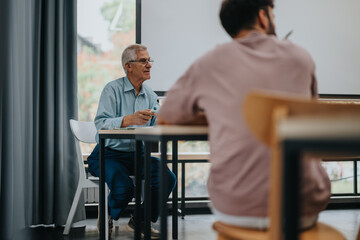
[213,91,360,240]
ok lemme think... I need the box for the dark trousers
[87,144,176,222]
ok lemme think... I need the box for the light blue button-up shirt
[95,76,159,152]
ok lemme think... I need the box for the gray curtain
[0,0,85,239]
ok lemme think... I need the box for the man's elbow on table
[157,115,172,125]
[157,112,208,126]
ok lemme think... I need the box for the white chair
[63,119,108,235]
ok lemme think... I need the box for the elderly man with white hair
[87,44,176,239]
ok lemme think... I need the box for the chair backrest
[69,119,97,144]
[69,119,97,181]
[243,91,360,240]
[243,91,360,147]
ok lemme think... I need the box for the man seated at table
[87,44,176,239]
[157,0,330,231]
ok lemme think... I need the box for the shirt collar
[124,76,145,96]
[124,76,134,92]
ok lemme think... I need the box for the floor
[14,209,360,240]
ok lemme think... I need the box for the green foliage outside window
[78,0,135,122]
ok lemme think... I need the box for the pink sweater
[158,31,330,217]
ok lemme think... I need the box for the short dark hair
[220,0,274,37]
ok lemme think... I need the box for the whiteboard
[142,0,360,95]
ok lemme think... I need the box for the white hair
[121,44,148,74]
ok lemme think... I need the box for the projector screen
[141,0,360,95]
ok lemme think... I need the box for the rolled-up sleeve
[95,86,124,130]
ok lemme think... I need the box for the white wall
[142,0,228,91]
[142,0,360,94]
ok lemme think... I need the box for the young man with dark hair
[158,0,330,230]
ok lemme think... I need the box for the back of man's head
[220,0,274,38]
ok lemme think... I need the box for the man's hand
[122,109,155,127]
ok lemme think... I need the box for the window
[322,160,360,196]
[173,141,210,198]
[319,97,360,197]
[77,0,210,201]
[77,0,136,153]
[77,0,136,122]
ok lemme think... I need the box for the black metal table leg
[283,142,300,240]
[144,142,152,240]
[134,140,142,240]
[133,128,208,240]
[181,161,185,219]
[172,141,178,239]
[99,138,106,240]
[160,140,168,240]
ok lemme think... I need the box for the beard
[267,21,276,36]
[265,10,277,36]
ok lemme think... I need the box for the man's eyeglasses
[129,58,154,65]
